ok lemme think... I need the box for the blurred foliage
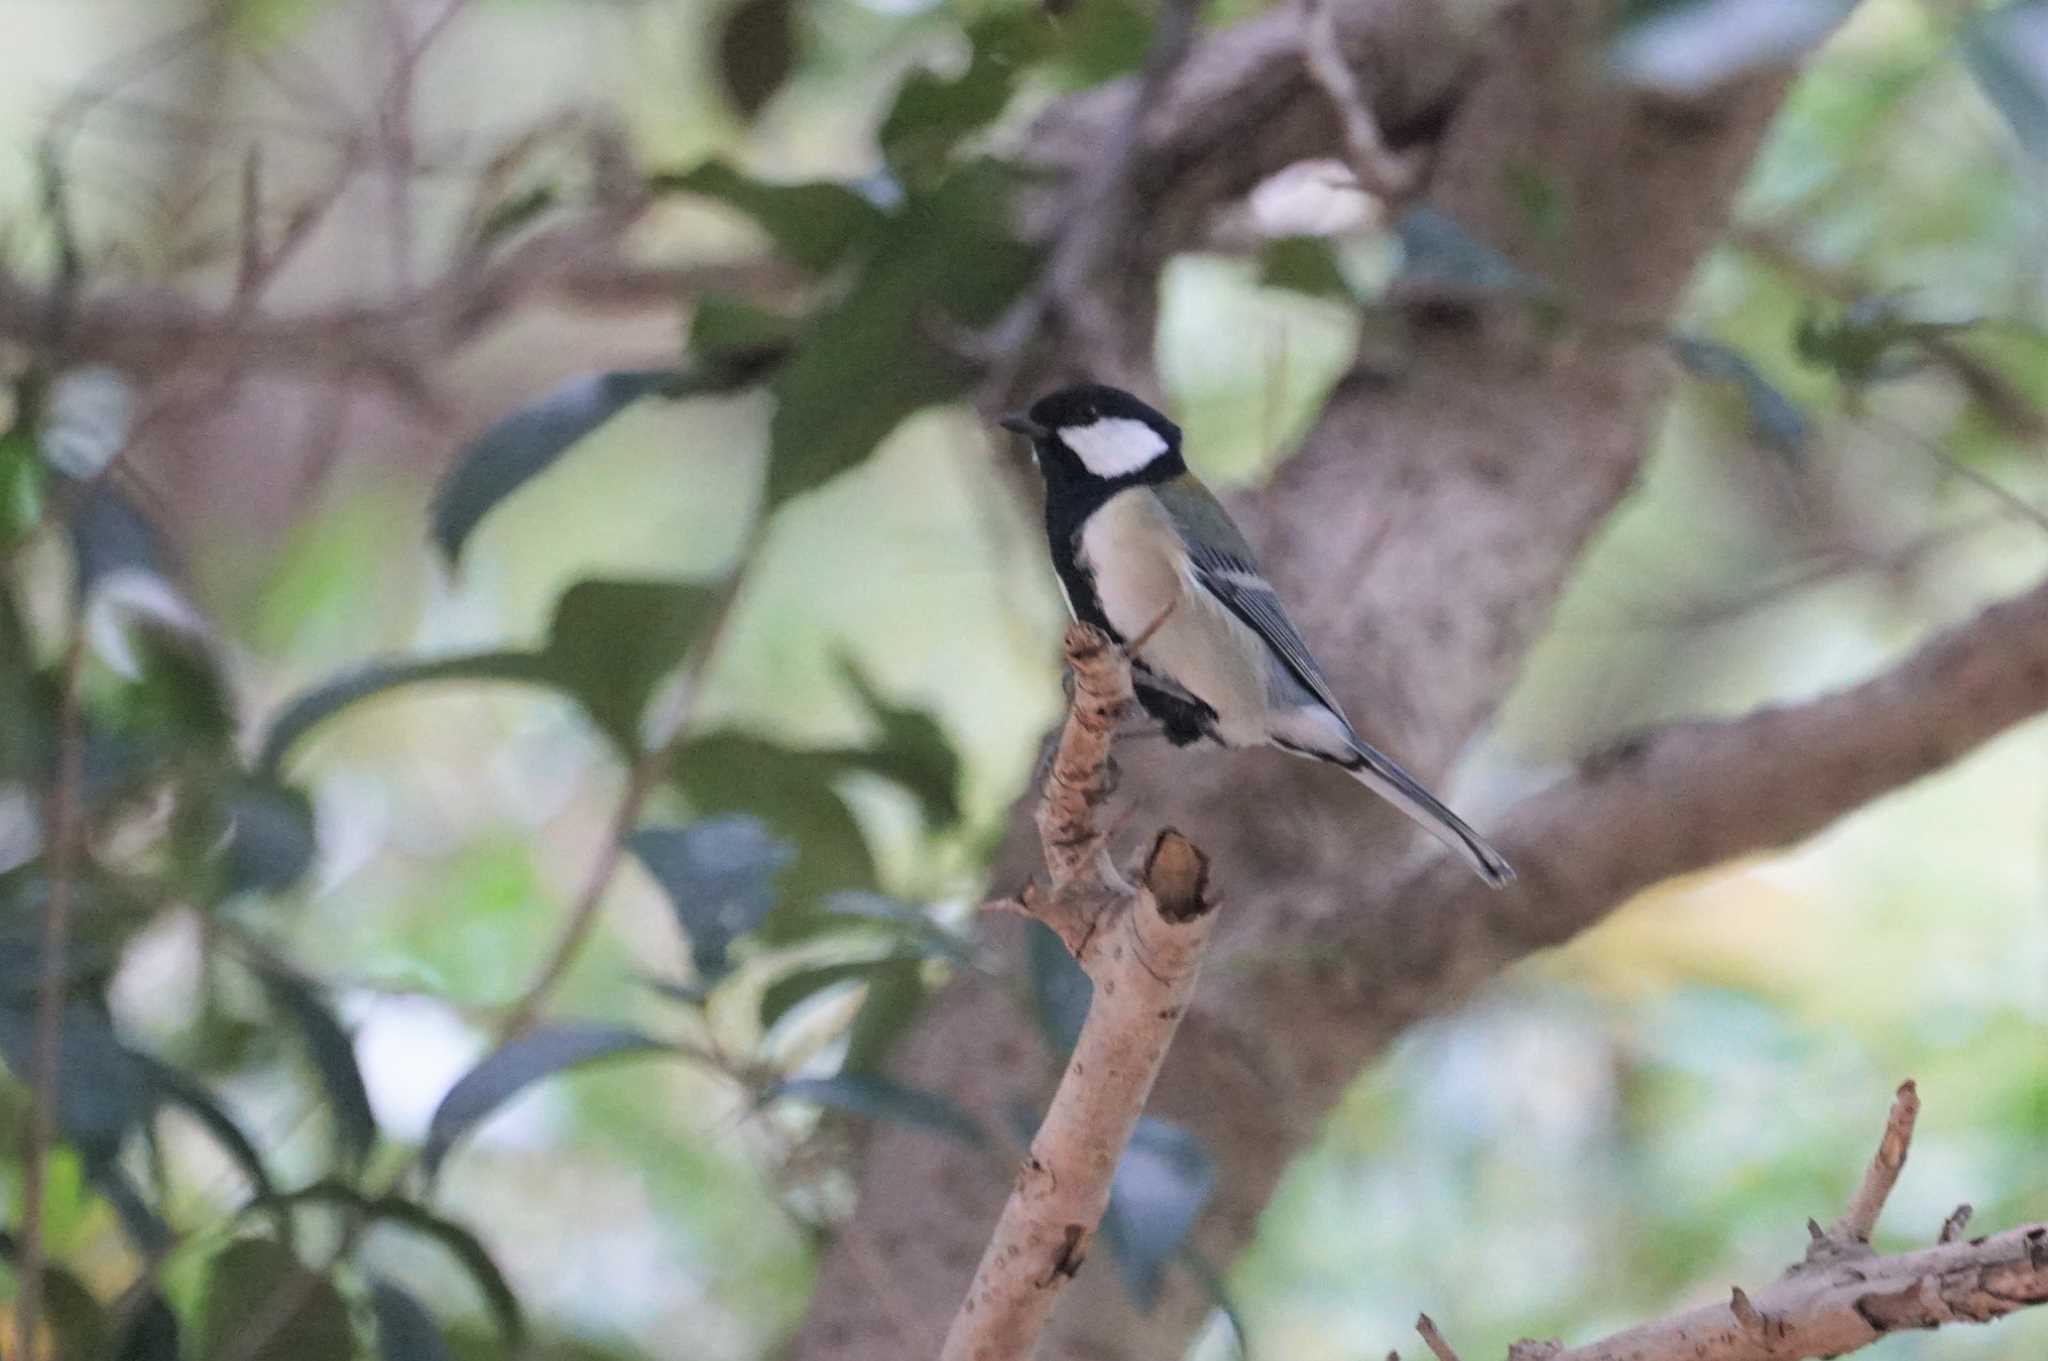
[0,0,2042,1359]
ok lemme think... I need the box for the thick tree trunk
[787,4,1844,1358]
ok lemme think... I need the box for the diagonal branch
[1461,1085,2048,1361]
[943,625,1218,1361]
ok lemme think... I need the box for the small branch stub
[940,625,1219,1361]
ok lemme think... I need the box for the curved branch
[1446,1084,2048,1361]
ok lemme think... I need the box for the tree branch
[941,625,1217,1361]
[1470,1085,2048,1361]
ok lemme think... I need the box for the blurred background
[0,0,2043,1358]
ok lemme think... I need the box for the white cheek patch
[1060,417,1169,479]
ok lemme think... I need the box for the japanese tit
[1001,383,1515,889]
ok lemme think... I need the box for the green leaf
[68,481,166,596]
[1027,920,1091,1057]
[198,1239,354,1361]
[1392,207,1539,300]
[835,658,962,827]
[839,956,929,1076]
[0,421,43,542]
[430,369,682,566]
[878,10,1046,178]
[628,816,795,980]
[0,1002,152,1164]
[1672,336,1808,459]
[110,1288,181,1361]
[538,578,723,753]
[424,1022,668,1176]
[716,0,796,119]
[264,1180,524,1345]
[759,956,918,1031]
[762,160,1040,508]
[223,779,318,894]
[1101,1116,1214,1310]
[768,1073,984,1145]
[822,890,975,964]
[258,966,377,1171]
[372,1277,453,1361]
[1965,2,2048,158]
[1257,237,1352,301]
[0,1234,110,1360]
[1608,0,1849,95]
[690,294,802,359]
[132,1054,291,1239]
[671,733,880,937]
[649,161,888,271]
[257,651,549,778]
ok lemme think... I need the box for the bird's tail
[1336,736,1515,889]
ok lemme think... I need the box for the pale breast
[1077,490,1270,747]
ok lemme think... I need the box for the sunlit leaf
[258,965,377,1170]
[197,1239,354,1361]
[424,1021,668,1176]
[1609,0,1849,95]
[768,1073,984,1145]
[762,160,1039,508]
[1102,1116,1215,1310]
[628,815,794,980]
[649,161,887,271]
[430,369,681,566]
[1964,0,2048,157]
[372,1277,453,1361]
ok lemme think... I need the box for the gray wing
[1151,478,1352,723]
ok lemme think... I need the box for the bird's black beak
[999,412,1047,439]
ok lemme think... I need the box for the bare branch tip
[1729,1285,1764,1335]
[1416,1313,1464,1361]
[1939,1203,1974,1244]
[1143,828,1212,923]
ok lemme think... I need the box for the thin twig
[1831,1079,1919,1247]
[1298,0,1422,201]
[1417,1313,1466,1361]
[14,627,89,1361]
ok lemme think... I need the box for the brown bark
[781,4,2048,1359]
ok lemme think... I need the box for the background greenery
[0,0,2043,1358]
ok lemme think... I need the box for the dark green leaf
[649,162,887,271]
[372,1277,453,1361]
[0,421,45,541]
[822,890,975,964]
[430,369,679,566]
[716,0,796,119]
[1391,207,1539,300]
[759,956,915,1032]
[257,650,549,779]
[1027,919,1091,1056]
[1102,1116,1214,1310]
[671,733,879,936]
[264,1180,523,1345]
[763,161,1039,508]
[258,965,377,1170]
[0,1233,111,1360]
[768,1073,984,1145]
[628,815,794,980]
[111,1287,181,1361]
[839,955,928,1076]
[68,481,166,595]
[1965,2,2048,158]
[471,184,559,255]
[224,779,317,893]
[835,658,962,827]
[879,10,1046,177]
[133,1054,289,1238]
[0,1001,152,1164]
[1672,336,1808,458]
[1258,237,1351,301]
[95,1165,172,1256]
[537,578,723,753]
[198,1239,354,1361]
[424,1021,667,1175]
[690,294,801,359]
[1609,0,1849,95]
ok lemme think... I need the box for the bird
[1000,382,1514,888]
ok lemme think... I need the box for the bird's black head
[1000,383,1185,491]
